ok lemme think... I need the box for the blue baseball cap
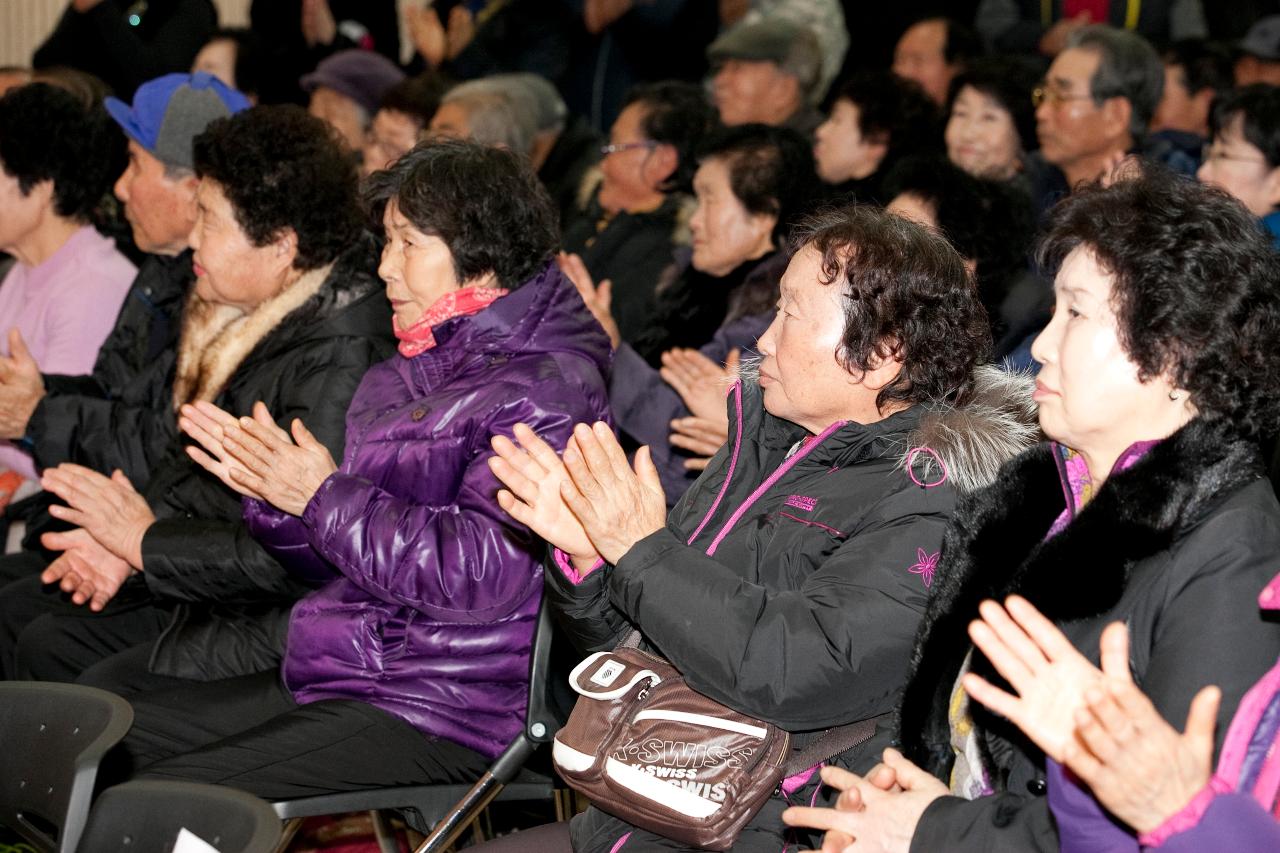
[104,72,251,170]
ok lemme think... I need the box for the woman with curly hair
[0,82,134,496]
[486,204,1038,853]
[114,139,612,799]
[781,170,1280,852]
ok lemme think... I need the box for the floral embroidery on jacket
[908,548,940,588]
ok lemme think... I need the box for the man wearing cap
[0,72,249,520]
[707,17,825,137]
[1236,15,1280,87]
[302,48,406,153]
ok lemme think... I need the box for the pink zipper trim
[705,419,848,557]
[687,382,745,546]
[778,512,844,537]
[608,831,632,853]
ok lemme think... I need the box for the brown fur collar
[172,262,333,408]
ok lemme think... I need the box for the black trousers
[121,670,491,800]
[0,571,172,681]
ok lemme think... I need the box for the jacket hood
[421,260,613,378]
[733,361,1038,493]
[896,366,1040,493]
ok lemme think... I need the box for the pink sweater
[0,226,135,479]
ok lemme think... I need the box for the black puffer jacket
[547,368,1037,853]
[137,239,394,678]
[899,418,1280,852]
[29,250,193,484]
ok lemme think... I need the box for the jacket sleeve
[1153,792,1280,851]
[27,384,177,484]
[607,486,950,730]
[911,793,1058,853]
[140,336,387,602]
[298,377,604,619]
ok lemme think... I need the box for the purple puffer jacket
[243,262,611,759]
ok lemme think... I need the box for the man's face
[362,109,421,177]
[427,101,472,140]
[892,20,954,105]
[113,141,198,256]
[1152,63,1209,136]
[1035,48,1116,170]
[712,58,797,126]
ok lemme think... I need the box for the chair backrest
[77,780,281,853]
[0,681,134,853]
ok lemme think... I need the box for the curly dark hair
[1210,84,1280,168]
[622,81,718,194]
[883,156,1034,311]
[364,139,558,289]
[1037,169,1280,438]
[193,105,362,271]
[945,57,1040,155]
[794,204,992,410]
[0,82,122,222]
[698,123,819,242]
[836,72,942,165]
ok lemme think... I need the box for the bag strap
[782,714,890,777]
[618,629,642,650]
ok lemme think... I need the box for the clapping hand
[558,252,620,348]
[660,347,737,423]
[42,465,154,570]
[39,528,135,612]
[669,416,728,470]
[0,329,45,440]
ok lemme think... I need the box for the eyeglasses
[1201,144,1269,167]
[1032,86,1095,109]
[600,141,658,156]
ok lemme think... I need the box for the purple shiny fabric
[244,262,611,758]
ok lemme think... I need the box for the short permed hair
[698,123,818,242]
[837,72,942,162]
[793,204,992,410]
[883,156,1034,309]
[0,82,121,221]
[364,139,558,289]
[622,81,718,194]
[193,105,362,271]
[1209,84,1280,168]
[1037,170,1280,438]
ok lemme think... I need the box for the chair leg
[412,771,505,853]
[274,817,304,853]
[370,809,400,853]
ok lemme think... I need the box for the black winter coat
[29,250,193,484]
[899,418,1280,852]
[139,240,394,678]
[548,370,1037,853]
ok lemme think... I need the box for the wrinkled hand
[445,5,475,60]
[584,0,634,34]
[560,422,666,564]
[489,423,601,573]
[407,5,448,67]
[1062,623,1218,833]
[782,750,946,853]
[559,252,620,348]
[660,347,737,422]
[962,595,1106,762]
[669,416,728,470]
[301,0,337,46]
[179,400,264,500]
[42,465,153,570]
[40,527,135,612]
[1040,12,1090,56]
[0,328,46,440]
[215,402,337,516]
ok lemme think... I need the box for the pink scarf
[393,285,509,358]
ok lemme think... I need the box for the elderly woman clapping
[782,172,1280,852]
[105,140,612,799]
[488,205,1038,853]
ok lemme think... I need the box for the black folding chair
[77,780,280,852]
[271,596,573,853]
[0,681,134,852]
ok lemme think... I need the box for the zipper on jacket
[686,381,746,546]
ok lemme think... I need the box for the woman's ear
[274,228,299,272]
[645,142,679,190]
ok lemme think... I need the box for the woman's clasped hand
[489,421,666,574]
[179,398,338,516]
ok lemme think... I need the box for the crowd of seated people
[4,3,1280,852]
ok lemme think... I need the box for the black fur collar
[897,417,1263,776]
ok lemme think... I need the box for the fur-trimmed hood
[172,235,384,408]
[898,416,1267,779]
